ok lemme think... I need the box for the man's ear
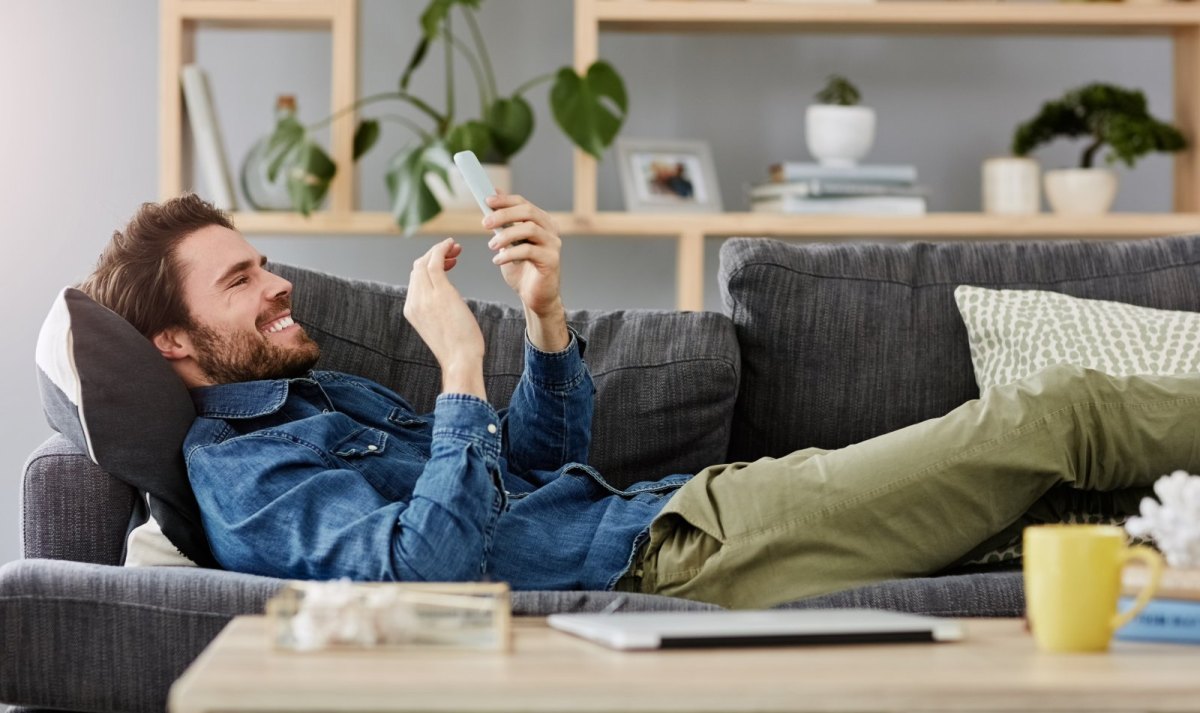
[152,328,194,362]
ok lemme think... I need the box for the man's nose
[267,274,293,299]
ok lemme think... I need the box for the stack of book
[1116,565,1200,645]
[750,162,926,216]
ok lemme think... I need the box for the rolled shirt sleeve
[501,328,596,483]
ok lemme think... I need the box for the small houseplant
[1011,82,1187,215]
[253,0,628,234]
[806,74,875,167]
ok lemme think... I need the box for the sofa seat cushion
[0,559,1021,713]
[719,235,1200,461]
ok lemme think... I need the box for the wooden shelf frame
[573,0,1200,309]
[160,0,1200,311]
[159,0,358,211]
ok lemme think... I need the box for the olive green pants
[631,364,1200,609]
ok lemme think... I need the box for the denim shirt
[184,333,691,590]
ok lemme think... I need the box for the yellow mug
[1023,524,1163,653]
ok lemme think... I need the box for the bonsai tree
[1011,83,1187,169]
[814,75,861,106]
[258,0,628,234]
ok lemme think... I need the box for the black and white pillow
[35,287,218,568]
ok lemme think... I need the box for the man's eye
[230,276,249,288]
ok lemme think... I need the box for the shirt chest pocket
[331,427,409,500]
[332,427,389,458]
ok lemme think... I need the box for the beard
[188,307,321,385]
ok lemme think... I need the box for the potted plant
[252,0,628,234]
[805,74,875,167]
[1011,82,1187,215]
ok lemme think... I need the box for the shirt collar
[190,373,321,419]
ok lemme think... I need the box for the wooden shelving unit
[161,0,1200,311]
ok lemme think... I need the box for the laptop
[547,609,965,650]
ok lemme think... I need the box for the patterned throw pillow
[954,285,1200,393]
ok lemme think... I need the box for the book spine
[180,65,237,210]
[752,196,926,216]
[751,180,926,200]
[769,163,917,184]
[1114,597,1200,644]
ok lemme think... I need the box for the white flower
[1126,470,1200,568]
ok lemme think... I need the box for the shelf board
[177,0,338,28]
[594,0,1200,36]
[230,210,1200,238]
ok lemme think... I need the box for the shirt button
[487,424,497,434]
[367,444,378,451]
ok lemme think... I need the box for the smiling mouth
[260,315,295,335]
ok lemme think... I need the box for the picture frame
[616,138,723,213]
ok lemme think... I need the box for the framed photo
[616,138,723,213]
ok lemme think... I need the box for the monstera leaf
[386,141,453,235]
[420,0,481,40]
[487,95,534,161]
[353,119,381,160]
[285,141,337,216]
[550,60,627,159]
[446,120,493,159]
[265,116,306,182]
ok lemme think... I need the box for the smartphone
[452,150,527,245]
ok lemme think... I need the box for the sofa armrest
[0,559,287,713]
[22,434,137,565]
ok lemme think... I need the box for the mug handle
[1110,545,1164,631]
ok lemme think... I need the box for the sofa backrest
[719,235,1200,462]
[273,263,741,488]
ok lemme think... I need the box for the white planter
[805,104,876,167]
[982,157,1041,215]
[424,163,512,211]
[1044,168,1118,216]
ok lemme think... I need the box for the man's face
[172,225,320,385]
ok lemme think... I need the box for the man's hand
[484,192,569,352]
[403,238,487,400]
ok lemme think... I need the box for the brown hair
[79,193,234,339]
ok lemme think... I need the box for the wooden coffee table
[169,615,1200,713]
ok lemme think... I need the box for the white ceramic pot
[424,163,512,211]
[1043,168,1118,216]
[805,104,876,167]
[982,157,1041,215]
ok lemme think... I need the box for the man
[82,194,1197,609]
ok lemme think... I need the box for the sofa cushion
[272,263,740,487]
[33,287,216,567]
[719,235,1200,460]
[0,558,1021,713]
[955,285,1200,391]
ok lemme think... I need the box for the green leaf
[445,120,493,157]
[353,119,381,161]
[1011,82,1186,168]
[419,0,482,40]
[815,75,861,106]
[550,60,628,159]
[285,141,337,216]
[400,38,430,91]
[486,96,534,161]
[385,141,453,235]
[265,117,305,182]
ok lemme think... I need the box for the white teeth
[262,316,294,334]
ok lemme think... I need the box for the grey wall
[0,0,1174,565]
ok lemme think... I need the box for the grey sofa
[7,234,1200,713]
